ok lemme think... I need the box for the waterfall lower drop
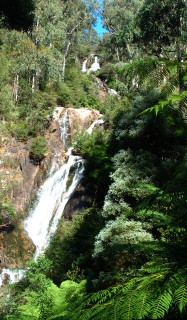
[24,150,84,258]
[24,111,85,258]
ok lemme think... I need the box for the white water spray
[90,55,100,72]
[0,269,25,286]
[24,111,85,257]
[86,118,104,134]
[81,59,87,73]
[0,111,102,285]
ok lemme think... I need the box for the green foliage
[0,84,15,121]
[136,0,186,53]
[0,202,16,228]
[101,0,143,62]
[3,256,87,320]
[29,136,48,164]
[93,218,154,257]
[45,207,105,285]
[141,89,187,117]
[56,66,100,109]
[1,1,187,320]
[67,264,187,320]
[9,120,29,141]
[0,202,16,218]
[73,128,112,203]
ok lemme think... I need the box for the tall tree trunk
[13,74,19,101]
[116,47,120,62]
[62,41,71,81]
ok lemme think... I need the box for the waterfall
[108,88,118,96]
[24,152,84,257]
[24,111,85,258]
[90,55,100,72]
[81,59,87,73]
[59,110,69,149]
[86,118,104,134]
[1,111,101,285]
[0,269,25,286]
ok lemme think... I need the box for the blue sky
[92,0,108,37]
[93,16,108,37]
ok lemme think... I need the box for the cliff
[0,107,102,268]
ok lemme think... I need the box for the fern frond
[135,290,152,319]
[141,90,187,116]
[174,284,187,313]
[150,290,173,319]
[117,291,138,320]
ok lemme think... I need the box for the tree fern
[141,90,187,116]
[71,262,187,319]
[150,291,173,319]
[134,290,151,319]
[174,284,187,313]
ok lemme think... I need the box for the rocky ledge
[0,107,102,268]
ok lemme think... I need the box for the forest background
[0,0,187,319]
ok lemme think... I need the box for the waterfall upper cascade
[81,59,87,73]
[90,55,100,72]
[86,118,104,134]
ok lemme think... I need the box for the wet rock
[64,184,93,219]
[0,107,102,268]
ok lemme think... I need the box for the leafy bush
[56,65,99,108]
[29,136,48,164]
[0,202,16,218]
[93,218,154,258]
[73,129,112,203]
[9,120,29,141]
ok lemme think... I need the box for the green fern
[141,90,187,116]
[174,284,187,313]
[150,291,173,319]
[72,263,187,320]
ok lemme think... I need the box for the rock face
[0,107,102,268]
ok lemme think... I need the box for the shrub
[29,136,48,164]
[9,120,29,141]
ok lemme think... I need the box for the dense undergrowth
[0,0,187,319]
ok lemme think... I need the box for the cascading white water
[59,110,69,149]
[0,269,25,286]
[0,111,102,286]
[90,55,100,72]
[24,111,85,257]
[81,59,87,73]
[24,151,84,257]
[86,118,104,134]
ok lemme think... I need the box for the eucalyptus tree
[31,0,98,84]
[136,0,187,118]
[101,0,143,62]
[60,0,98,79]
[136,0,187,87]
